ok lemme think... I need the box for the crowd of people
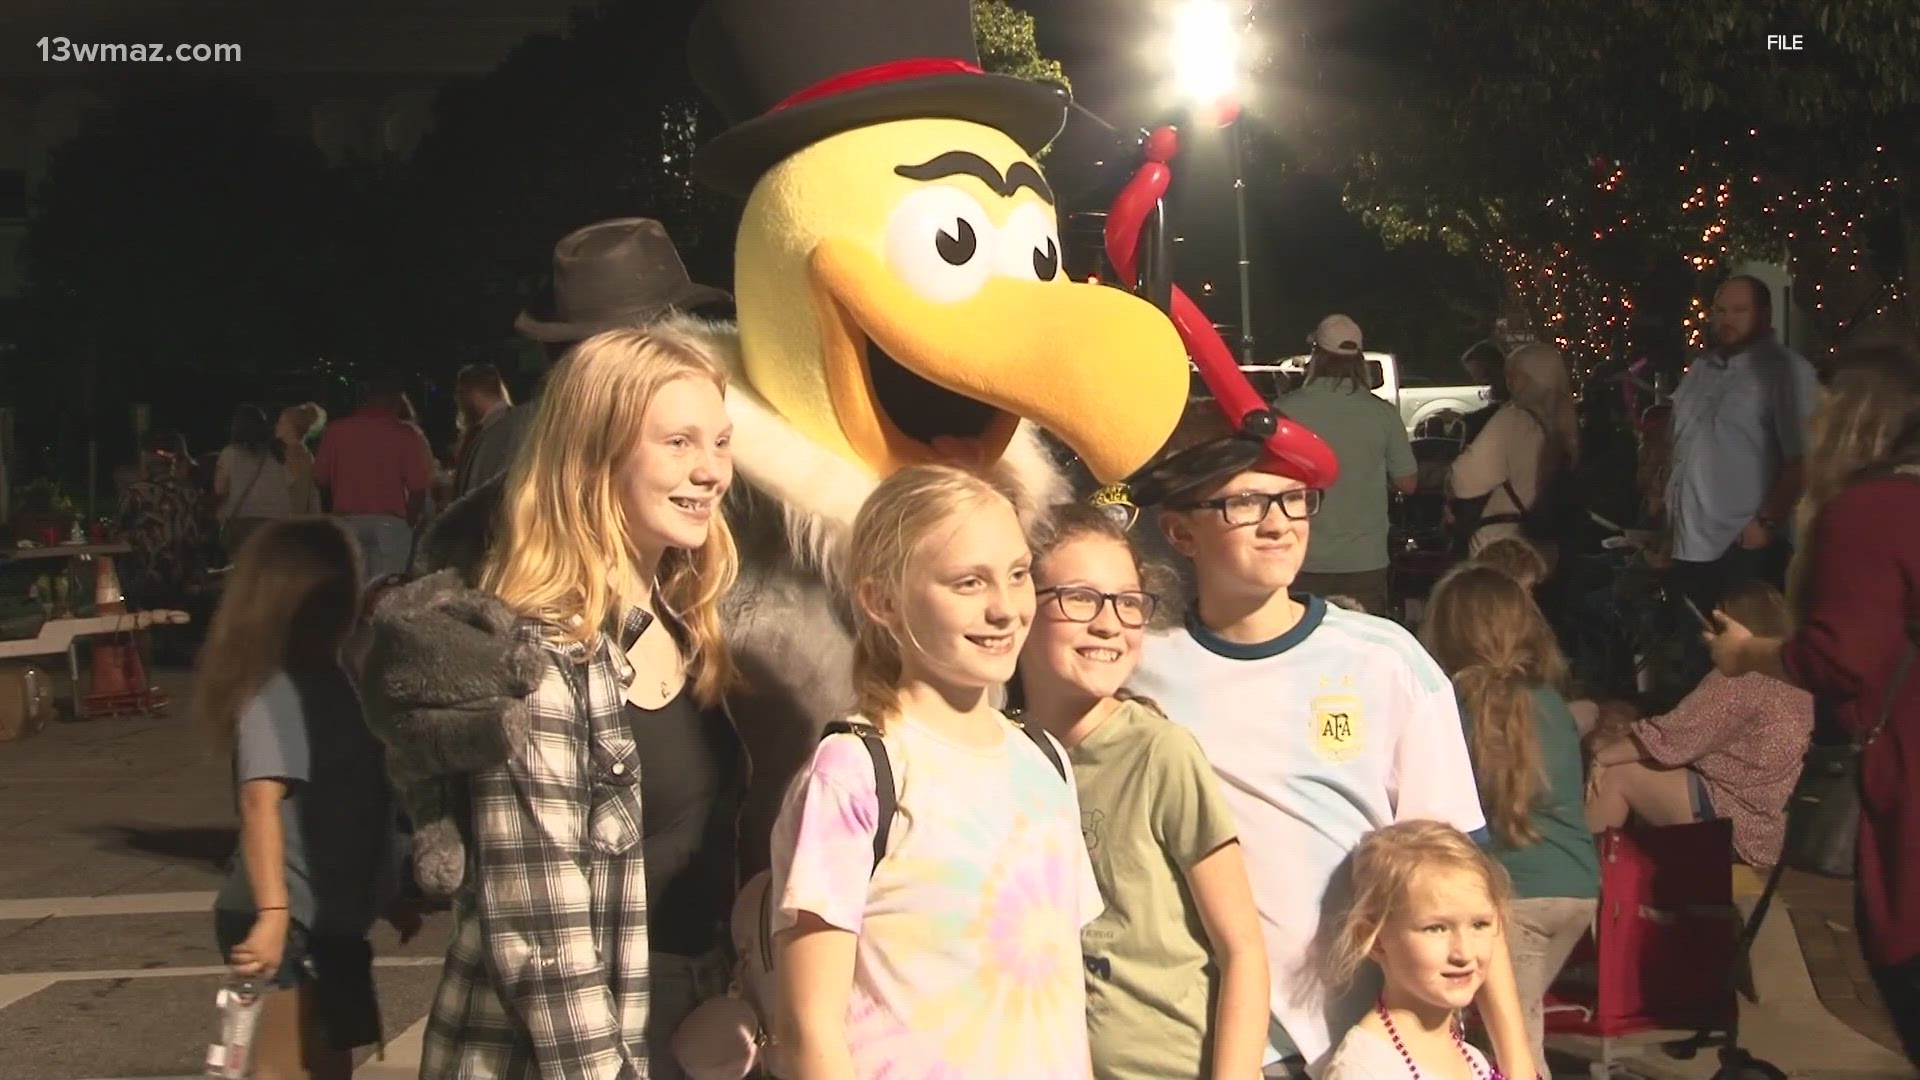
[186,234,1920,1080]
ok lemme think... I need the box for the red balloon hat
[1101,125,1338,511]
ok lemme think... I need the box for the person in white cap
[1276,315,1418,615]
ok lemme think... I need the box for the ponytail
[1420,565,1567,849]
[1453,663,1544,847]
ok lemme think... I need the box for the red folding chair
[1544,821,1748,1079]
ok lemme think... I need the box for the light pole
[1173,0,1254,363]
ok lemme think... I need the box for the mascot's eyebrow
[894,151,1055,205]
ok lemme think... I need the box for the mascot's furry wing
[361,0,1189,891]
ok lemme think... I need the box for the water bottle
[205,977,264,1078]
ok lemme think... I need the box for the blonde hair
[847,464,1023,730]
[1788,339,1920,610]
[196,518,362,754]
[481,327,739,705]
[1324,821,1514,991]
[279,402,325,441]
[1421,565,1567,847]
[1506,343,1580,472]
[1471,537,1549,592]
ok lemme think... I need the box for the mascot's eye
[1033,237,1060,280]
[994,203,1063,284]
[885,186,996,304]
[936,219,977,265]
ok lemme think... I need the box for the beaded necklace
[1374,996,1504,1080]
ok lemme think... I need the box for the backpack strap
[1009,717,1069,782]
[821,720,896,877]
[820,715,1069,878]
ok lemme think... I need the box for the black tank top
[625,687,744,956]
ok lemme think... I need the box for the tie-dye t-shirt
[769,713,1103,1080]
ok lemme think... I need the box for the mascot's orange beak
[808,239,1188,482]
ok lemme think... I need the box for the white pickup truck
[1192,352,1490,439]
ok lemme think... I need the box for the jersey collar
[1186,593,1327,660]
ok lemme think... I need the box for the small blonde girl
[1470,537,1549,594]
[771,466,1103,1080]
[1323,821,1516,1080]
[1015,502,1268,1080]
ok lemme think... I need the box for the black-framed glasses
[1036,586,1159,628]
[1173,488,1324,526]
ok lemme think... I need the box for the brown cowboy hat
[514,218,731,342]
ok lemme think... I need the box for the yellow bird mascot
[359,0,1188,901]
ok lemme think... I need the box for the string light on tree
[1555,136,1906,354]
[1490,237,1634,376]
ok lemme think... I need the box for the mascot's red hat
[689,0,1067,196]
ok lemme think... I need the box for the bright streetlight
[1172,0,1241,111]
[1170,0,1255,362]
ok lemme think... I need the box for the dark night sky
[2,0,1492,372]
[1,0,581,78]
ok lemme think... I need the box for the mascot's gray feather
[360,562,539,894]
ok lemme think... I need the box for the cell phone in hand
[1681,594,1715,632]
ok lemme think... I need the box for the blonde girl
[1421,566,1598,1080]
[1470,537,1549,594]
[1015,502,1268,1080]
[421,327,742,1080]
[202,519,393,1080]
[1323,822,1516,1080]
[1449,344,1579,556]
[771,465,1102,1080]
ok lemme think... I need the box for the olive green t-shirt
[1072,700,1241,1080]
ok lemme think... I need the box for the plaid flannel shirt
[421,608,653,1080]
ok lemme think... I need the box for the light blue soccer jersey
[1128,595,1486,1072]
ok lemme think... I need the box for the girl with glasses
[1015,502,1269,1080]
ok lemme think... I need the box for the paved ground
[0,665,454,1080]
[1779,869,1907,1055]
[0,661,1911,1079]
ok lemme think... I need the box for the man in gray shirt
[1665,275,1820,614]
[1280,314,1419,616]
